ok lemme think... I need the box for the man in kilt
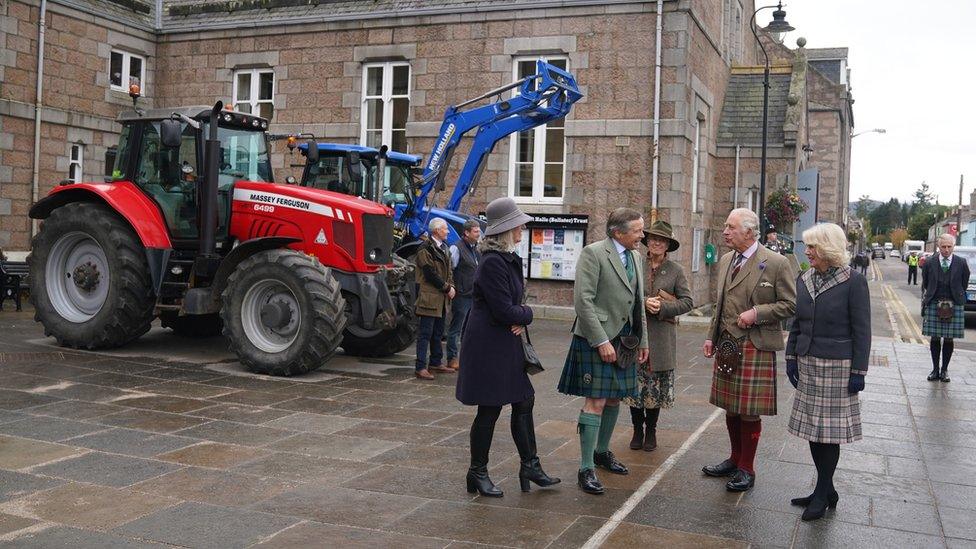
[558,208,649,495]
[702,208,796,492]
[921,233,969,382]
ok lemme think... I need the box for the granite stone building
[0,0,854,309]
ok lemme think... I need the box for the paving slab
[173,419,295,446]
[266,432,401,460]
[129,466,296,507]
[156,441,271,468]
[250,485,428,529]
[260,411,365,434]
[231,452,377,484]
[0,482,176,530]
[113,501,298,549]
[0,512,37,537]
[32,451,181,488]
[94,407,210,433]
[250,521,449,548]
[0,435,83,470]
[0,470,65,503]
[0,525,164,548]
[66,427,197,458]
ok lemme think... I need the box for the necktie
[623,250,635,282]
[731,253,745,280]
[942,258,949,273]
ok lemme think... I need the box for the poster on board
[478,213,589,281]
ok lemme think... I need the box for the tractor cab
[112,106,272,246]
[295,142,421,209]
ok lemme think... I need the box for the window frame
[691,118,701,212]
[68,143,84,183]
[508,55,569,204]
[109,50,146,93]
[692,228,702,273]
[233,68,276,120]
[360,61,411,151]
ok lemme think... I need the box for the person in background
[921,234,969,382]
[455,198,559,497]
[907,251,919,285]
[624,221,693,452]
[558,208,649,495]
[764,226,784,255]
[413,218,456,380]
[446,219,482,371]
[702,208,796,493]
[786,223,870,521]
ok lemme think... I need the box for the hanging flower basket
[764,189,808,227]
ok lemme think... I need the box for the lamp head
[763,3,795,42]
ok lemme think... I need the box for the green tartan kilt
[922,302,965,339]
[557,335,638,399]
[708,340,777,416]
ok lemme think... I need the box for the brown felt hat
[641,220,680,252]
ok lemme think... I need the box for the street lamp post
[751,3,794,243]
[851,128,886,138]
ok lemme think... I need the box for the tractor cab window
[111,125,134,181]
[304,155,362,197]
[370,163,412,207]
[207,124,273,188]
[134,121,200,240]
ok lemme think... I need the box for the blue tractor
[292,59,583,257]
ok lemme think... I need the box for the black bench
[0,250,28,312]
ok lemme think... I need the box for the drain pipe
[30,0,48,238]
[649,0,663,222]
[733,144,740,207]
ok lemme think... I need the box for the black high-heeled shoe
[519,459,561,492]
[802,495,831,521]
[511,405,561,492]
[466,469,503,497]
[791,490,839,508]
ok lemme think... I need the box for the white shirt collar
[612,238,627,256]
[431,236,444,248]
[940,254,953,266]
[739,240,760,260]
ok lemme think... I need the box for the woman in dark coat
[786,223,870,522]
[623,221,693,452]
[455,197,560,497]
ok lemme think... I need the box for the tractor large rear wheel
[27,202,156,349]
[221,249,346,376]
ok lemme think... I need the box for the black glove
[848,373,865,394]
[786,358,799,388]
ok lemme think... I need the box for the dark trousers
[416,314,445,371]
[908,266,918,285]
[446,295,473,360]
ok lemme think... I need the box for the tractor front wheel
[221,249,346,376]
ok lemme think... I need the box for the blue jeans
[446,295,473,361]
[416,314,445,371]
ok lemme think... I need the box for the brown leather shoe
[429,365,455,373]
[415,369,435,380]
[447,358,460,371]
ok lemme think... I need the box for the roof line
[158,0,653,34]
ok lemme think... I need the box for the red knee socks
[726,415,741,465]
[738,419,762,474]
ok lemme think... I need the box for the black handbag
[522,327,544,375]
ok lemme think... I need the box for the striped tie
[731,253,745,280]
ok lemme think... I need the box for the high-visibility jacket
[908,255,919,267]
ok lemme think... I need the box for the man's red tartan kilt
[709,340,777,416]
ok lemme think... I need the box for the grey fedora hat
[484,197,533,236]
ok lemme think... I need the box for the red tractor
[28,102,416,375]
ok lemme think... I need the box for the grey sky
[758,1,976,207]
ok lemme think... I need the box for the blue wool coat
[455,250,534,406]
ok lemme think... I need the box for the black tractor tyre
[27,202,156,349]
[340,306,417,357]
[220,249,346,376]
[160,312,223,338]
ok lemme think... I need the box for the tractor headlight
[368,248,381,262]
[223,113,233,122]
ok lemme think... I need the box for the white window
[692,118,701,212]
[692,228,702,272]
[110,50,145,93]
[509,56,568,203]
[234,69,275,120]
[361,62,410,152]
[68,144,84,183]
[721,0,744,63]
[747,188,760,214]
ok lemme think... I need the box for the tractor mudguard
[202,236,303,313]
[29,183,173,249]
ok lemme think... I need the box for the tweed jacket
[414,238,454,317]
[572,238,649,350]
[708,243,796,351]
[786,267,871,374]
[645,258,693,372]
[921,253,970,308]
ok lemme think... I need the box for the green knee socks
[578,411,602,471]
[596,405,620,454]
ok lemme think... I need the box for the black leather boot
[629,407,644,450]
[644,408,660,452]
[467,417,502,497]
[940,366,951,383]
[511,406,560,492]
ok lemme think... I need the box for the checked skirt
[708,340,777,416]
[922,302,965,339]
[787,355,861,444]
[557,335,637,399]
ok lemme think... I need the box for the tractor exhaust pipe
[375,145,388,205]
[195,101,223,277]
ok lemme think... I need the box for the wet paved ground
[0,272,975,548]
